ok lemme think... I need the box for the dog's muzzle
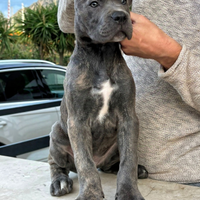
[111,11,128,24]
[110,11,132,40]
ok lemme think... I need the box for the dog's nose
[111,11,127,24]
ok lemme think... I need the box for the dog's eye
[90,1,99,8]
[121,0,127,5]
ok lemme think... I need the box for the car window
[0,70,42,102]
[0,77,6,101]
[37,69,65,98]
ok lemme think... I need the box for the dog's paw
[75,190,104,200]
[138,165,148,179]
[75,195,104,200]
[50,174,73,196]
[115,193,145,200]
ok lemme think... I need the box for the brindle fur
[48,0,146,199]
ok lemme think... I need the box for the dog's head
[58,0,133,43]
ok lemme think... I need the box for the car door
[35,67,66,117]
[0,68,64,145]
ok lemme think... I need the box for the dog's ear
[57,0,75,33]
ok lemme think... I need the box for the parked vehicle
[0,62,66,161]
[0,59,56,65]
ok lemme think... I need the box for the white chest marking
[97,80,115,122]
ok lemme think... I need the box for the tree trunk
[59,50,64,65]
[39,43,44,60]
[0,47,4,55]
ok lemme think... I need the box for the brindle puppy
[48,0,146,199]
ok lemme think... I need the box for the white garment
[125,0,200,183]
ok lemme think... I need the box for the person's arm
[121,12,182,70]
[159,45,200,111]
[121,12,200,111]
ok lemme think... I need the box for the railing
[0,135,49,157]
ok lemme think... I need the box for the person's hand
[121,12,182,69]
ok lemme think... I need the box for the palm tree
[50,4,75,65]
[0,12,18,56]
[15,3,75,63]
[16,4,57,60]
[54,30,75,65]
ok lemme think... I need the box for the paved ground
[1,155,200,200]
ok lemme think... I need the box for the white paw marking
[60,180,67,190]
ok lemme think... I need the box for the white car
[0,62,66,161]
[0,59,56,65]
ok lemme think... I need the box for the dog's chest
[91,79,118,123]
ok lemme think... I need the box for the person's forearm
[120,12,182,69]
[154,36,182,70]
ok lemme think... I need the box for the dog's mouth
[99,26,132,42]
[112,31,130,42]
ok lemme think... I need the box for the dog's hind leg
[49,157,74,196]
[138,165,148,179]
[49,121,75,197]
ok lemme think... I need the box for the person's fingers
[129,12,142,23]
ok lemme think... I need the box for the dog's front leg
[68,119,104,200]
[116,117,145,200]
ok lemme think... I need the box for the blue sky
[0,0,37,18]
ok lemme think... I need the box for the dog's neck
[73,40,123,73]
[75,39,122,60]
